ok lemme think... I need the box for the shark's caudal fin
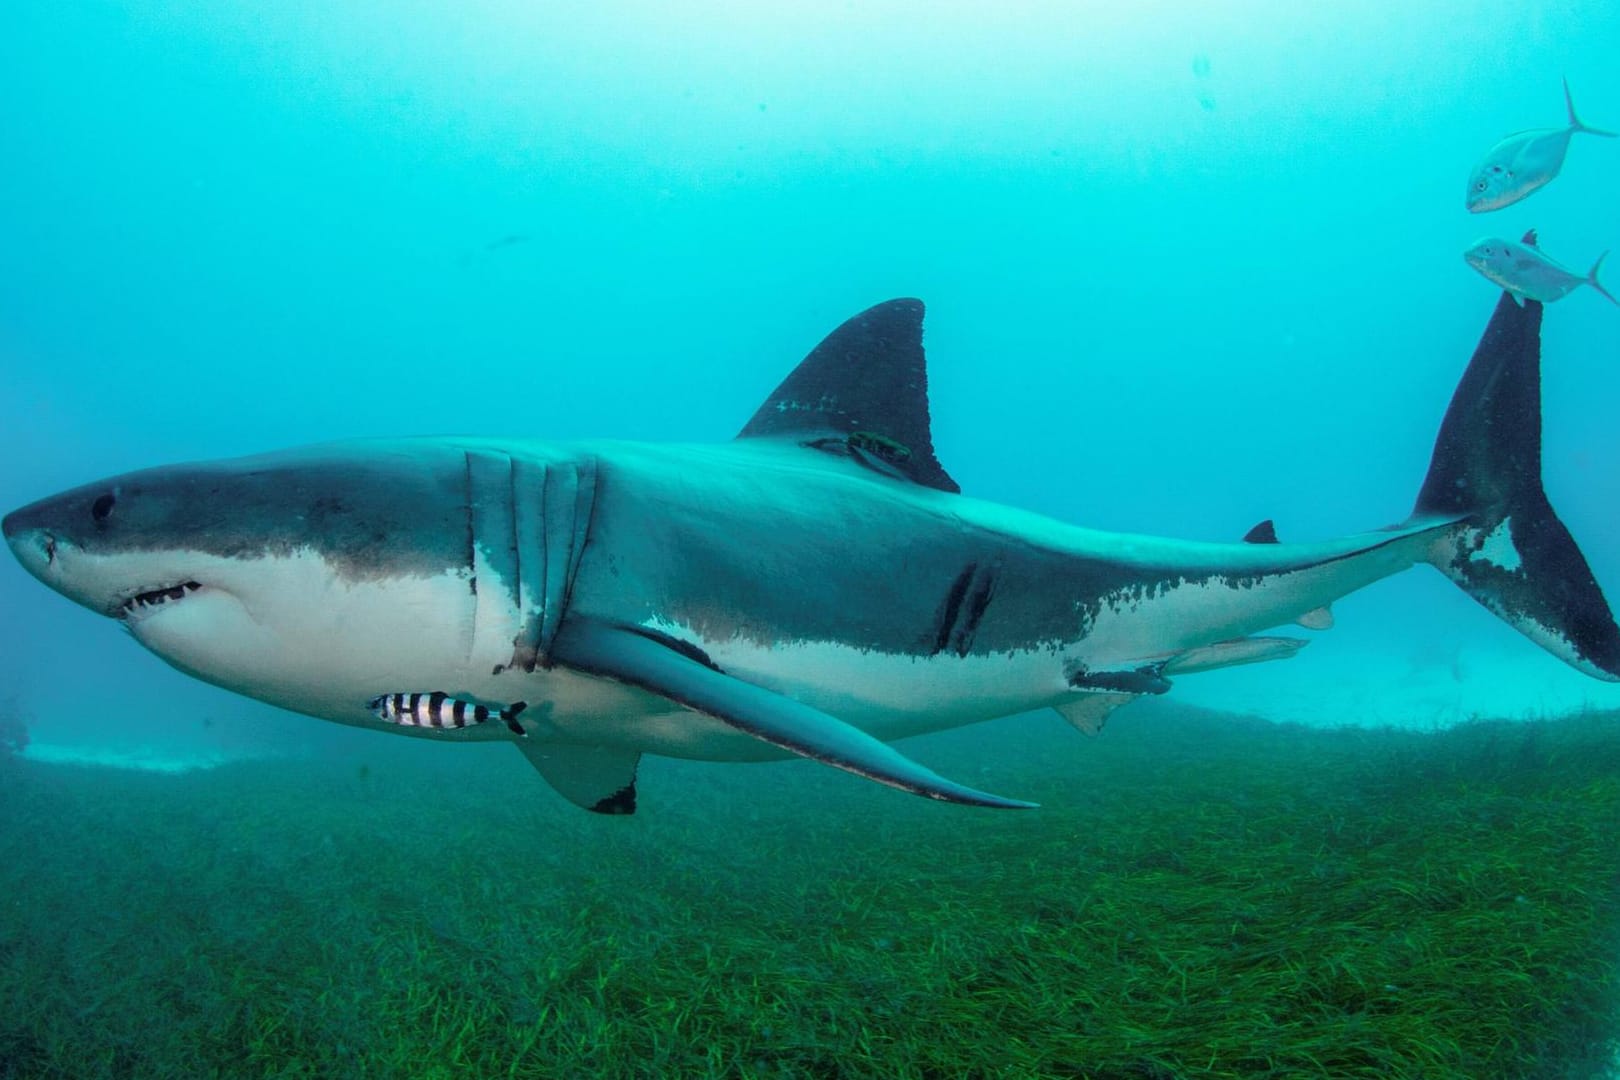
[1414,293,1620,680]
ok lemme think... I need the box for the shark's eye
[91,493,116,522]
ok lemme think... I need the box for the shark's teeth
[120,581,202,617]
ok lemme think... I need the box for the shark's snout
[2,504,32,542]
[3,503,55,580]
[4,492,125,614]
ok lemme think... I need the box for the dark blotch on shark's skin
[589,784,637,815]
[953,566,997,657]
[931,565,976,655]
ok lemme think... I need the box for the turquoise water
[3,2,1620,1074]
[4,2,1620,746]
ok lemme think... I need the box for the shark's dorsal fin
[737,298,960,493]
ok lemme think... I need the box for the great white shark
[6,294,1618,813]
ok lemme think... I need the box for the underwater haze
[5,1,1620,1076]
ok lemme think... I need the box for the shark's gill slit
[558,457,600,633]
[461,451,477,597]
[510,457,548,673]
[465,449,518,670]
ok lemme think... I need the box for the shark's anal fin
[550,619,1035,809]
[517,742,639,815]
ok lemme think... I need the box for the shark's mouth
[119,581,203,619]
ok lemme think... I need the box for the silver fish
[368,691,528,735]
[1464,229,1616,307]
[1466,78,1614,213]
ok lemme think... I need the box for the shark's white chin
[126,586,281,685]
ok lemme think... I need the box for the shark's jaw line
[118,580,204,621]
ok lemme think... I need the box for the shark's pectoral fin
[1053,692,1136,735]
[516,742,639,815]
[550,619,1036,809]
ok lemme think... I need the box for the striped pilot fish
[368,692,528,736]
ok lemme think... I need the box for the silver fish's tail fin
[1588,251,1618,308]
[1413,293,1620,680]
[1564,77,1617,136]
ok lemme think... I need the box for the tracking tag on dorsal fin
[736,298,960,493]
[1243,519,1279,544]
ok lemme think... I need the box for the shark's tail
[1412,293,1620,680]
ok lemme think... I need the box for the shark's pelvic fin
[550,618,1035,808]
[735,298,960,493]
[517,742,639,815]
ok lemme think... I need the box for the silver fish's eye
[1475,180,1487,191]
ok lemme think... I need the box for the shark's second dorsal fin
[1243,519,1279,544]
[736,298,960,493]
